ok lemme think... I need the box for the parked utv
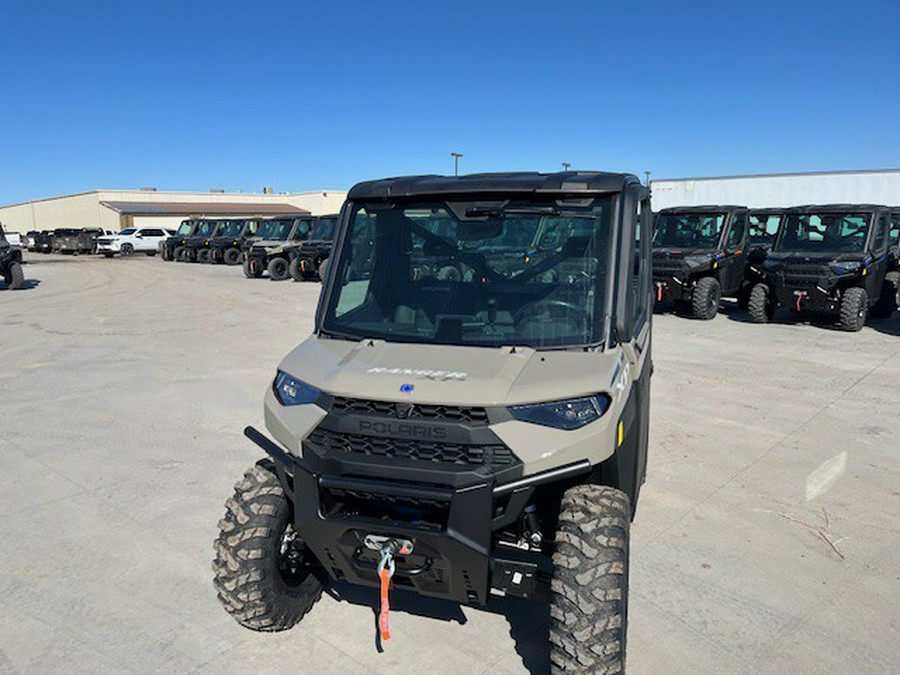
[162,220,199,261]
[749,204,897,330]
[243,217,315,280]
[289,214,339,281]
[176,220,225,262]
[652,206,751,319]
[208,219,258,265]
[1,223,25,290]
[213,172,654,674]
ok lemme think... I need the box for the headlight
[684,254,713,268]
[273,371,321,406]
[829,261,862,275]
[510,395,611,430]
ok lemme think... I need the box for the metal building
[650,169,900,210]
[0,188,347,233]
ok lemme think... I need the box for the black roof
[347,172,641,200]
[749,207,786,214]
[657,205,748,214]
[783,204,889,213]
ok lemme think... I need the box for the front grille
[331,397,489,425]
[307,427,514,467]
[782,264,825,287]
[653,260,686,275]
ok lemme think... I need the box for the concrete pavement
[1,254,898,674]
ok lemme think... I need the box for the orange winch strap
[379,566,391,641]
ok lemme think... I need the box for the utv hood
[276,336,622,407]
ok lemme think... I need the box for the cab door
[720,211,749,294]
[613,183,653,511]
[865,213,890,297]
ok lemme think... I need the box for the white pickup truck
[96,227,175,257]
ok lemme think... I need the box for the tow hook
[793,290,807,312]
[363,535,414,643]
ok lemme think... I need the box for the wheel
[550,484,630,674]
[869,272,898,319]
[197,249,211,263]
[748,283,775,323]
[161,247,170,261]
[103,252,114,258]
[223,248,242,266]
[213,460,323,631]
[691,277,721,320]
[317,257,329,281]
[121,243,134,257]
[174,246,187,262]
[268,257,290,281]
[4,261,24,290]
[839,287,867,332]
[145,251,156,257]
[242,258,262,279]
[289,257,306,281]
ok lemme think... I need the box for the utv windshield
[321,198,612,349]
[310,217,337,241]
[749,213,782,244]
[256,219,294,241]
[775,213,870,253]
[652,213,725,249]
[176,221,194,235]
[195,221,220,237]
[217,221,244,238]
[291,219,315,240]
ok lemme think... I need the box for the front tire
[224,248,242,266]
[174,246,187,262]
[197,249,211,264]
[748,283,775,323]
[839,287,867,332]
[691,277,721,320]
[121,243,134,257]
[268,257,290,281]
[213,460,323,631]
[550,484,630,675]
[5,261,24,290]
[317,258,329,281]
[289,257,307,281]
[243,258,262,279]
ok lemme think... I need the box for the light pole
[451,152,463,176]
[562,162,571,172]
[644,171,651,187]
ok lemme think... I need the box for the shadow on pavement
[2,278,40,291]
[327,581,551,672]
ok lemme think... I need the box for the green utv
[749,204,897,331]
[289,214,339,281]
[652,206,752,319]
[213,172,654,674]
[243,217,316,280]
[1,223,25,290]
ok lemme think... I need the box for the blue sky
[1,0,898,204]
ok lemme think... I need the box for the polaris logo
[358,419,448,439]
[366,367,467,381]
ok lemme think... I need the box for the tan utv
[213,172,654,674]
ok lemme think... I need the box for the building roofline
[651,168,900,184]
[0,188,347,210]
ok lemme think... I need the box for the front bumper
[96,242,120,252]
[245,426,584,605]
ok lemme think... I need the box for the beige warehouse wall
[0,192,118,232]
[0,189,349,232]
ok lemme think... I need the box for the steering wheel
[515,299,581,324]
